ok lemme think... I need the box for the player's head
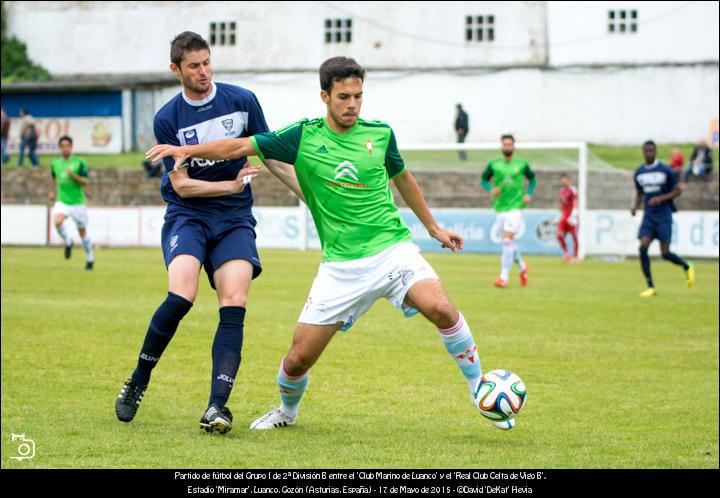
[58,135,73,158]
[170,31,212,98]
[560,173,570,187]
[19,108,28,117]
[319,57,365,130]
[501,134,515,158]
[642,140,656,164]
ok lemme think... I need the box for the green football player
[147,57,503,430]
[48,135,94,269]
[481,134,536,288]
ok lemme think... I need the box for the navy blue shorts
[161,215,262,289]
[638,217,672,244]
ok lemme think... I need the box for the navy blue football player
[631,140,695,297]
[115,32,302,434]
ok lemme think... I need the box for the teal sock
[57,225,71,246]
[277,358,308,419]
[438,312,482,393]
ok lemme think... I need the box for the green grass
[1,247,718,469]
[5,143,709,171]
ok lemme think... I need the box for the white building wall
[548,1,719,65]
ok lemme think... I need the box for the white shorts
[495,209,523,234]
[53,202,88,229]
[298,242,440,331]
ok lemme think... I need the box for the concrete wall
[3,167,716,212]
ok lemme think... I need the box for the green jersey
[481,157,536,212]
[251,117,412,262]
[51,156,89,205]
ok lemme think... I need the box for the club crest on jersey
[222,119,234,135]
[366,140,374,157]
[183,129,199,145]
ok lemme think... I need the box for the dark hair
[560,173,569,179]
[319,57,365,93]
[19,108,28,115]
[170,31,210,66]
[58,135,72,145]
[643,140,656,149]
[501,134,515,143]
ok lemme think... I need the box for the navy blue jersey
[154,82,269,219]
[634,161,678,221]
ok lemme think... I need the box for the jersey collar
[181,82,217,107]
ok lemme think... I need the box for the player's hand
[234,166,260,193]
[648,197,661,207]
[146,144,188,171]
[630,207,637,216]
[491,187,501,197]
[429,227,464,253]
[524,195,531,205]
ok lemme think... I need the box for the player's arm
[168,164,259,199]
[392,169,463,252]
[146,137,257,171]
[48,167,56,202]
[523,163,537,204]
[630,189,642,216]
[67,161,89,187]
[261,159,305,203]
[648,185,681,207]
[480,164,499,196]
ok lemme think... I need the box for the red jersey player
[557,174,578,263]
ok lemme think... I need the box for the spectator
[454,103,469,161]
[683,139,714,182]
[1,107,9,165]
[669,147,684,172]
[17,108,40,168]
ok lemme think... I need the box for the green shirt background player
[147,57,503,431]
[48,135,94,269]
[480,134,536,288]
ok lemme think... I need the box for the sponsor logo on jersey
[326,161,369,189]
[316,145,329,154]
[183,129,199,145]
[198,105,213,112]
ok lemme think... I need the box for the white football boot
[250,407,296,430]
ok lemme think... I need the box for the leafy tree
[1,1,52,82]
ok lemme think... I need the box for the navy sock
[662,252,690,271]
[131,292,193,386]
[639,246,654,288]
[208,306,245,407]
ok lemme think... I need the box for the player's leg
[659,241,694,287]
[198,259,254,434]
[569,225,579,262]
[73,205,93,269]
[53,205,73,258]
[557,222,569,261]
[504,210,528,286]
[250,322,340,429]
[404,279,482,395]
[638,234,656,297]
[116,219,203,423]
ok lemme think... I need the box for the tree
[1,1,52,82]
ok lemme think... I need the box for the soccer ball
[473,370,526,422]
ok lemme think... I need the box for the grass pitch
[1,247,717,469]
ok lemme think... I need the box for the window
[466,15,494,42]
[210,21,237,46]
[325,18,352,44]
[608,10,637,34]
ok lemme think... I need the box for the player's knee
[284,352,311,377]
[218,291,248,308]
[426,298,457,328]
[661,251,671,260]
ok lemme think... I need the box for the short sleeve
[243,91,270,135]
[78,160,89,177]
[666,166,678,190]
[251,120,304,164]
[384,129,406,178]
[154,117,181,171]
